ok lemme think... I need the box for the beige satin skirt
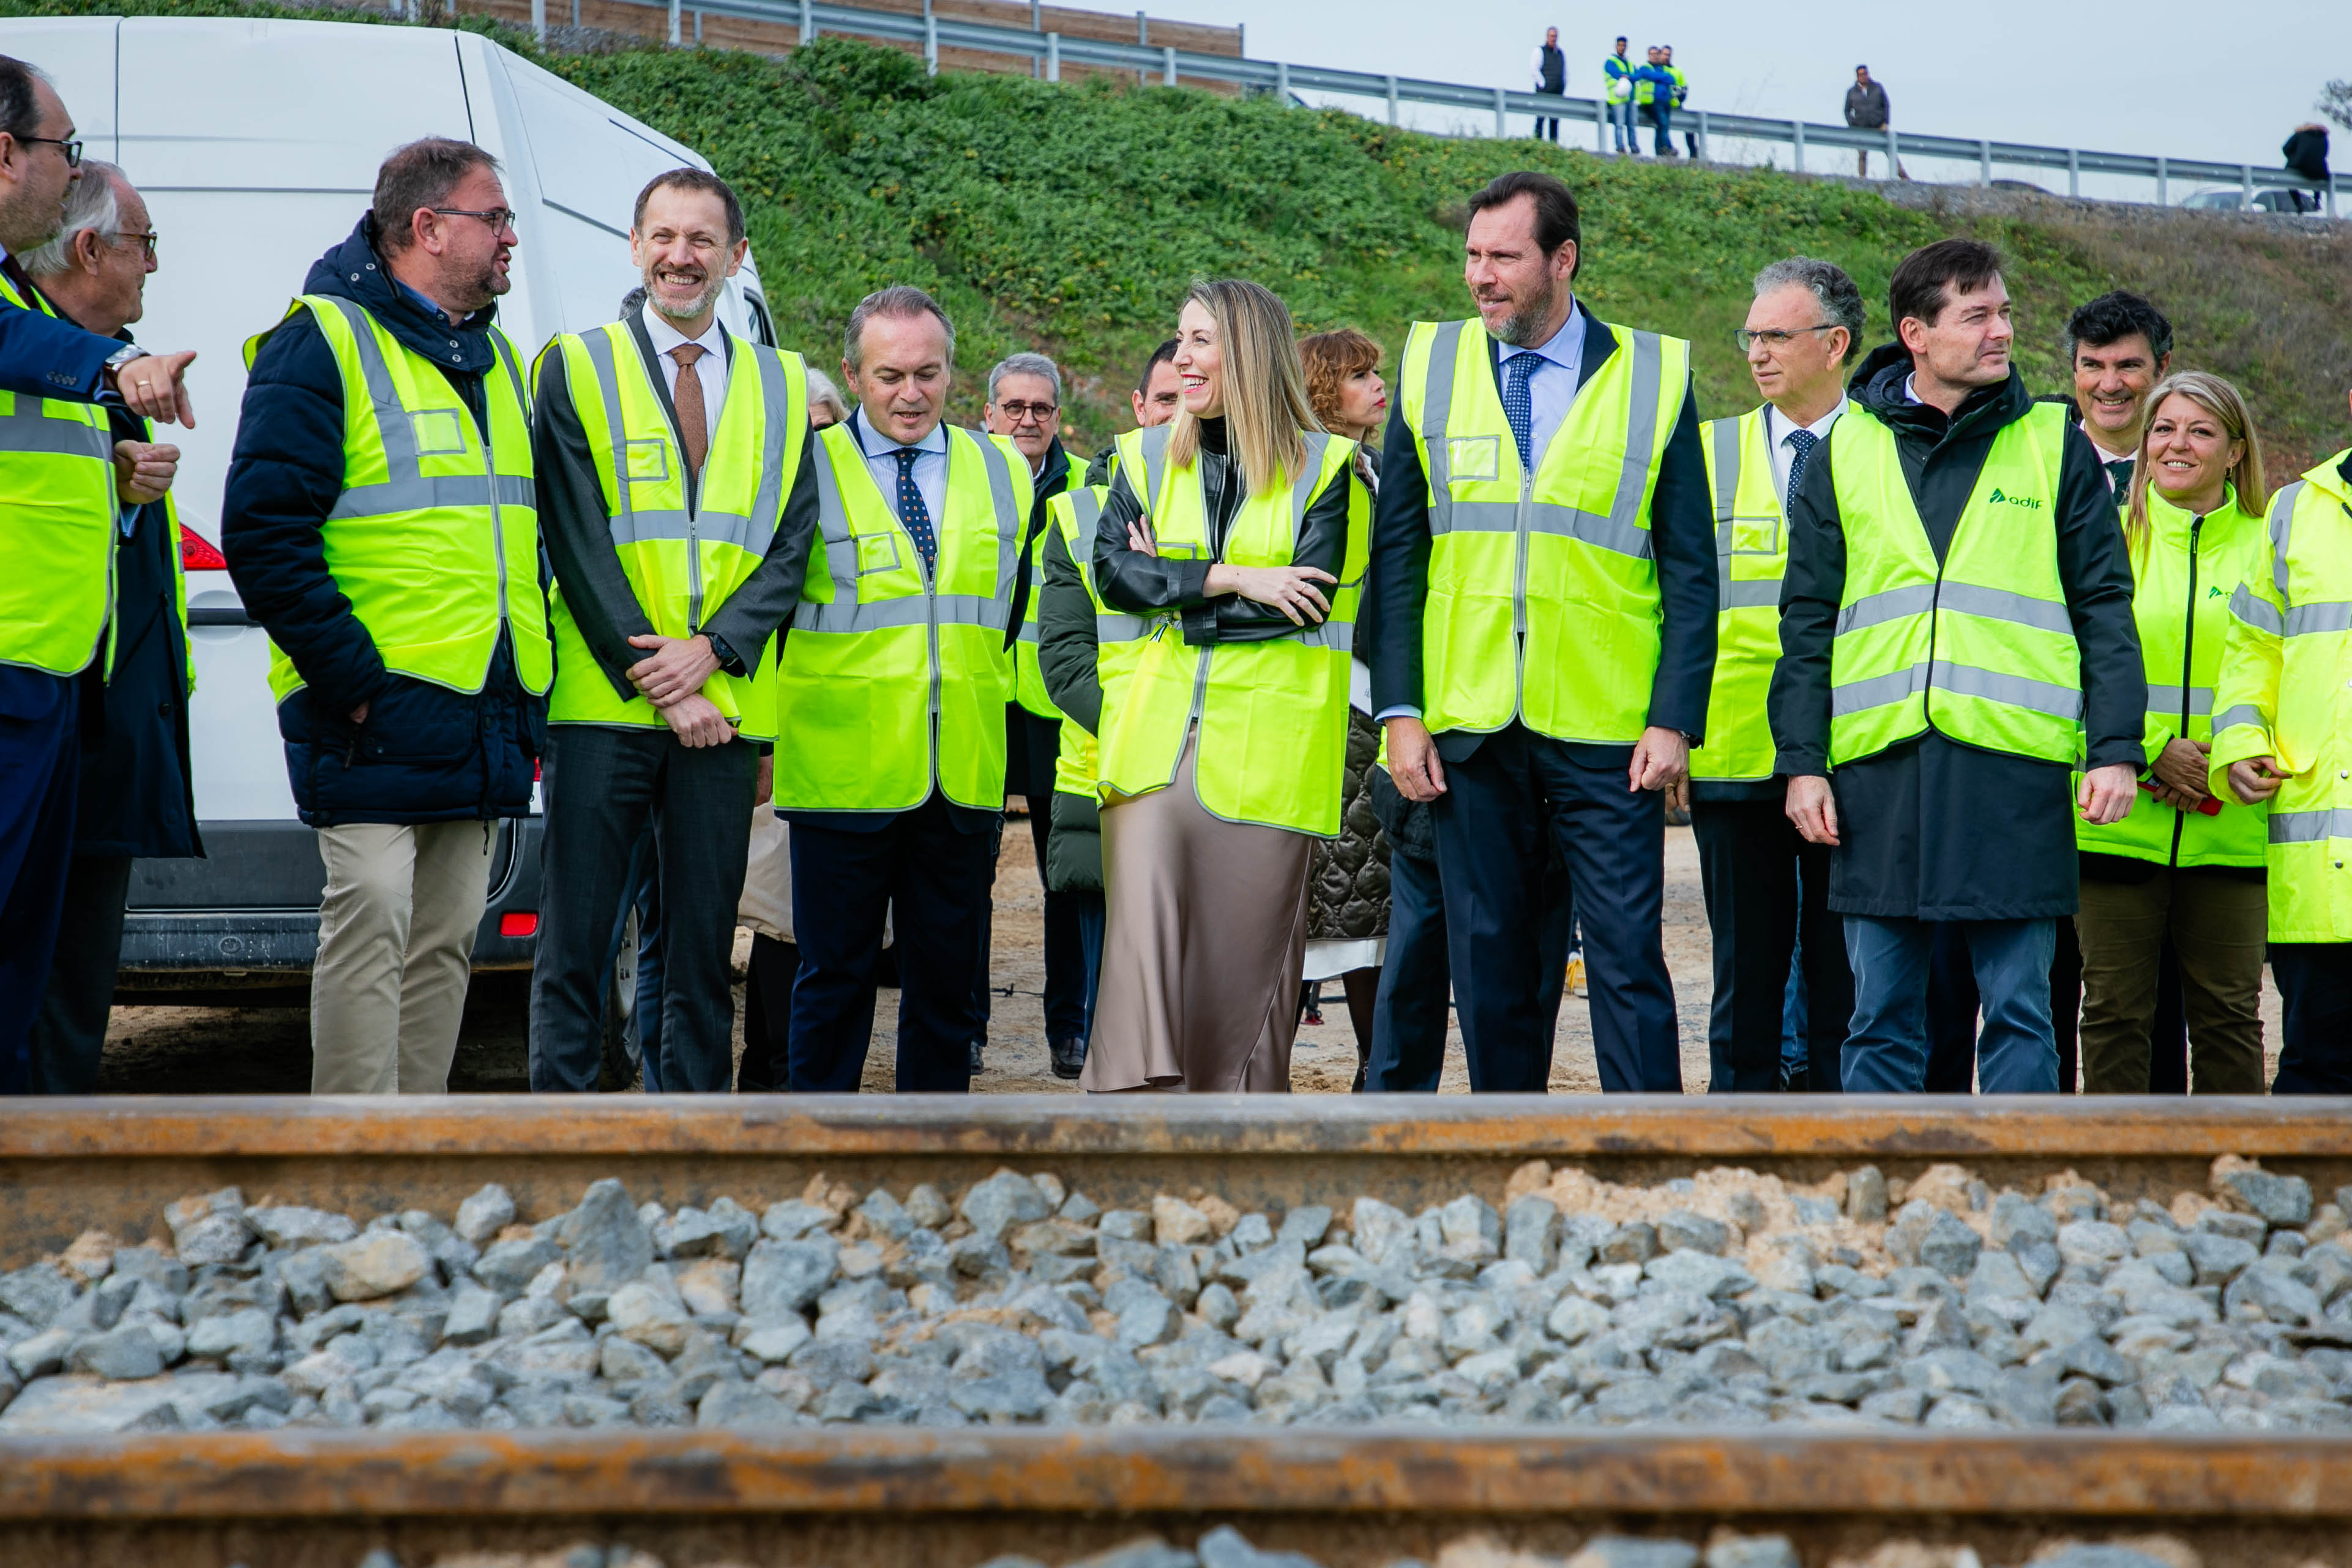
[1081,730,1312,1094]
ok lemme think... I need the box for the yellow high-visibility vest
[1689,405,1786,783]
[1045,483,1151,799]
[1014,450,1090,719]
[0,272,119,678]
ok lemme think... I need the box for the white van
[1,15,777,990]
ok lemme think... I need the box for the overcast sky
[1135,0,2347,201]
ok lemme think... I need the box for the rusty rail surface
[8,1094,2352,1265]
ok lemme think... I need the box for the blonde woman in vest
[1083,279,1368,1092]
[1296,326,1391,1087]
[2074,373,2270,1092]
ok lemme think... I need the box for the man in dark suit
[1369,171,1715,1092]
[0,57,197,1093]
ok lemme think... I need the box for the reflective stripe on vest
[1095,422,1365,834]
[772,422,1031,814]
[2076,485,2269,868]
[1826,400,2079,767]
[1689,406,1785,783]
[1400,314,1687,744]
[1014,450,1089,718]
[1047,484,1145,799]
[253,294,549,702]
[0,272,118,679]
[543,321,804,738]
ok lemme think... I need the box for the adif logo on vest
[1985,487,2045,511]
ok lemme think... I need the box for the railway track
[5,1095,2351,1567]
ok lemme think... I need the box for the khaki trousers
[2076,869,2267,1094]
[311,820,493,1094]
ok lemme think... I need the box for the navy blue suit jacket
[0,270,130,405]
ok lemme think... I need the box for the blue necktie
[1501,351,1536,474]
[894,447,938,575]
[1784,428,1819,512]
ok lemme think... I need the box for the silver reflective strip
[1720,579,1780,609]
[312,296,421,479]
[1709,416,1742,528]
[748,345,791,545]
[794,592,1009,635]
[1831,659,2083,722]
[1293,431,1333,535]
[0,406,113,460]
[2143,684,2215,717]
[2212,703,2266,734]
[2270,808,2352,845]
[1605,329,1667,536]
[1139,422,1172,520]
[490,332,531,424]
[2229,581,2285,637]
[2267,480,2304,599]
[328,473,537,521]
[579,329,640,548]
[1837,583,1936,636]
[972,431,1021,602]
[1439,498,1656,559]
[1418,319,1466,536]
[2285,600,2352,638]
[809,438,861,589]
[608,507,767,554]
[1015,622,1039,644]
[1289,620,1355,653]
[1096,612,1149,643]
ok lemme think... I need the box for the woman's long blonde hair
[2126,371,2268,559]
[1167,278,1323,498]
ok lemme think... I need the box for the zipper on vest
[483,414,511,630]
[1512,457,1534,709]
[2170,513,2203,868]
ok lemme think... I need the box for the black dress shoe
[969,1039,985,1075]
[1050,1036,1086,1080]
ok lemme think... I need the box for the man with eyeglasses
[0,57,200,1092]
[984,351,1088,1077]
[222,137,553,1096]
[1683,258,1864,1093]
[20,160,204,1092]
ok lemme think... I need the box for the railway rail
[6,1095,2351,1567]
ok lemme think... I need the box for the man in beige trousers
[223,139,551,1092]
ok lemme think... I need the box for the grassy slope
[12,4,2346,469]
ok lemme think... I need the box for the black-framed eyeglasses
[22,135,81,169]
[432,206,518,236]
[1735,324,1839,353]
[996,400,1059,424]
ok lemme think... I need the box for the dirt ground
[96,818,2279,1095]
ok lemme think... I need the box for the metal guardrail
[532,0,2346,215]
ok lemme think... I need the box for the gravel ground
[4,1157,2350,1438]
[332,1529,2211,1568]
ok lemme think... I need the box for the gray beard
[1493,278,1562,348]
[648,274,725,323]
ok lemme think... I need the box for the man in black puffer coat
[223,140,547,1094]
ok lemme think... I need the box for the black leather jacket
[1092,416,1355,645]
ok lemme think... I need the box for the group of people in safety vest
[5,119,2349,1099]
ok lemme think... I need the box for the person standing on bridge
[527,168,815,1096]
[224,138,549,1096]
[1771,238,2146,1094]
[1372,170,1715,1094]
[1082,278,1367,1094]
[1529,27,1566,144]
[2209,389,2352,1092]
[774,286,1033,1094]
[1845,65,1891,178]
[1684,257,1864,1093]
[1602,37,1635,155]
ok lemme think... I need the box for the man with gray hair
[1682,255,1864,1091]
[771,285,1034,1092]
[983,349,1090,1077]
[22,160,202,1091]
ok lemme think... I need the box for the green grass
[13,4,2348,469]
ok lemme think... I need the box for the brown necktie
[668,343,707,474]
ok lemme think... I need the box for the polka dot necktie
[1784,428,1820,513]
[894,447,938,575]
[1501,351,1536,474]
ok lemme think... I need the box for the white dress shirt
[1494,297,1589,465]
[846,408,949,530]
[641,302,728,460]
[1762,397,1846,510]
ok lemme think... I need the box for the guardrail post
[1275,60,1288,104]
[798,0,812,45]
[1792,119,1804,173]
[570,0,578,26]
[666,0,679,45]
[1135,10,1146,86]
[693,8,702,43]
[1695,109,1708,163]
[1980,138,1991,186]
[1045,31,1059,82]
[2330,175,2339,220]
[1887,127,1898,179]
[1163,45,1176,87]
[1386,74,1398,127]
[2156,154,2167,206]
[2241,163,2253,206]
[1594,95,1606,153]
[923,0,938,75]
[1029,0,1039,29]
[1493,85,1506,139]
[2067,146,2080,198]
[529,0,543,43]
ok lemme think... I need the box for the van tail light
[499,912,539,938]
[179,525,228,570]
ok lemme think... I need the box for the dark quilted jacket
[1307,708,1391,940]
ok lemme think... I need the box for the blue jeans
[1648,100,1674,155]
[1843,915,2058,1092]
[1609,98,1634,152]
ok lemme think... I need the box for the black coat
[2283,126,2331,184]
[223,218,543,827]
[1768,343,2145,920]
[75,482,200,859]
